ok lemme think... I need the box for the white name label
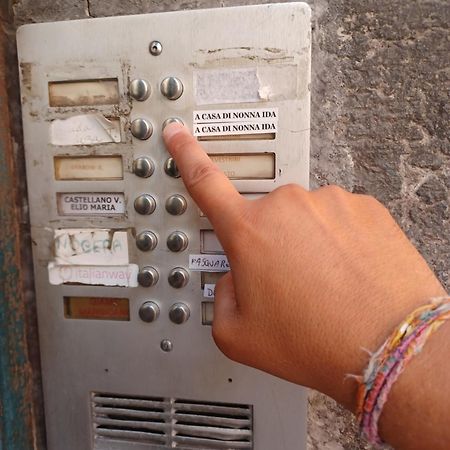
[57,193,125,215]
[203,284,216,298]
[48,263,138,287]
[193,108,278,137]
[53,229,129,266]
[189,254,230,272]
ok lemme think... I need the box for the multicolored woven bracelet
[355,297,450,447]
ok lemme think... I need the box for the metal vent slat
[92,393,253,449]
[174,403,252,417]
[94,406,169,421]
[174,413,249,428]
[174,424,251,441]
[95,428,166,444]
[174,435,252,449]
[93,396,167,410]
[94,417,168,432]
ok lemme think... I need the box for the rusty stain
[19,61,33,91]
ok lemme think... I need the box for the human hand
[162,123,446,411]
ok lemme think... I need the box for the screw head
[150,41,163,56]
[160,339,173,352]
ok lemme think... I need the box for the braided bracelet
[355,297,450,447]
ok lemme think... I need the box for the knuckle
[321,184,347,196]
[276,183,305,197]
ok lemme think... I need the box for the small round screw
[150,41,163,56]
[160,339,173,352]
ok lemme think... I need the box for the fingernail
[163,122,185,141]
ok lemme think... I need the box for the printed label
[48,263,138,287]
[57,193,125,215]
[189,254,230,272]
[203,284,216,298]
[193,108,278,137]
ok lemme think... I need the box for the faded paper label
[48,263,139,287]
[50,114,121,146]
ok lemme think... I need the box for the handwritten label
[189,254,230,272]
[53,229,129,266]
[50,114,121,146]
[57,193,125,215]
[203,284,216,298]
[193,108,278,137]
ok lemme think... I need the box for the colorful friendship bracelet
[355,297,450,447]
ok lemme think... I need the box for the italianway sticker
[189,254,230,272]
[193,108,278,137]
[58,193,125,215]
[48,262,139,287]
[203,284,216,299]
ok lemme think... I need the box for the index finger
[163,123,245,231]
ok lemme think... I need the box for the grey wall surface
[9,0,449,449]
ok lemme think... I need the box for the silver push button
[134,194,156,215]
[133,157,154,178]
[137,266,159,288]
[136,231,158,252]
[166,194,187,216]
[131,118,153,140]
[169,303,190,324]
[168,267,189,289]
[161,77,184,100]
[129,79,151,101]
[164,158,180,178]
[139,302,160,323]
[162,117,184,130]
[167,231,188,253]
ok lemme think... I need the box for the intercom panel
[17,3,311,449]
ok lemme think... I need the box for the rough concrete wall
[10,0,449,449]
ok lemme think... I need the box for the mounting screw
[149,40,163,56]
[160,339,173,352]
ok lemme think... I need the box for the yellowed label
[49,79,119,107]
[209,153,275,180]
[54,156,123,181]
[64,297,130,321]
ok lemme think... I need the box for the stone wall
[9,1,449,448]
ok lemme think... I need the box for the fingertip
[162,122,187,143]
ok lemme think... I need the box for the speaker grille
[92,393,253,449]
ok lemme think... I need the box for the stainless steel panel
[17,3,311,449]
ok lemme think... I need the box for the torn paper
[50,114,121,146]
[194,66,298,106]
